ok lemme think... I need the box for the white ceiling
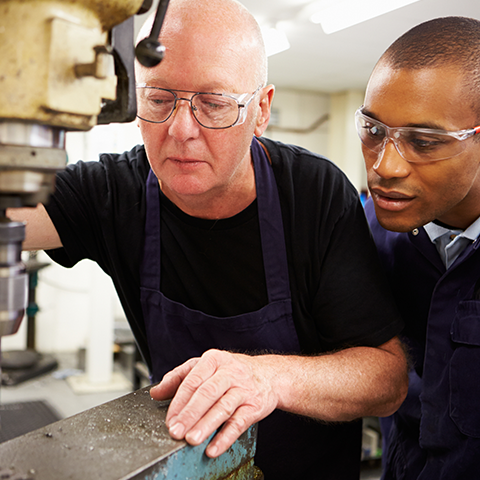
[237,0,480,93]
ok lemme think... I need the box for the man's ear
[254,85,275,137]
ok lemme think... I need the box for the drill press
[0,0,147,374]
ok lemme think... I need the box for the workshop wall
[264,88,330,155]
[264,87,366,191]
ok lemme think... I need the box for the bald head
[136,0,267,89]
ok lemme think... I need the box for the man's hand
[150,338,408,458]
[150,349,279,458]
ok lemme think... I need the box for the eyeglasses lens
[192,94,240,128]
[356,113,467,162]
[136,88,240,129]
[137,88,175,123]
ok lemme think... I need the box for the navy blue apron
[140,138,361,479]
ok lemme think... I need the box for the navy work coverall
[366,199,480,480]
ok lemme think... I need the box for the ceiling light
[261,26,291,57]
[310,0,421,34]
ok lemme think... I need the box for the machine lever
[135,0,170,67]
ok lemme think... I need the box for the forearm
[151,336,408,457]
[253,336,408,421]
[7,204,62,251]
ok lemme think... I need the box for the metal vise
[0,386,261,480]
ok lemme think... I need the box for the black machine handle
[98,0,170,124]
[135,0,170,67]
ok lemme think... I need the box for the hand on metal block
[149,349,279,457]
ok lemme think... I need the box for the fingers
[181,386,245,445]
[202,403,258,457]
[150,357,200,401]
[164,351,226,426]
[165,351,235,434]
[156,350,279,457]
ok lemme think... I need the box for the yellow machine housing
[0,0,143,130]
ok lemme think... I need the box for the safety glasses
[136,84,262,129]
[355,108,480,162]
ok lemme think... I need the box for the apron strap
[251,137,291,303]
[141,170,162,290]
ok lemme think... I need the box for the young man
[361,16,480,480]
[13,0,407,477]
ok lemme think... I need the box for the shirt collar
[424,215,480,243]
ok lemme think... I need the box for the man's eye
[150,97,174,106]
[408,135,447,151]
[200,99,229,110]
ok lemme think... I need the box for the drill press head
[0,0,145,338]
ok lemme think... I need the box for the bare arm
[150,336,408,457]
[7,204,62,251]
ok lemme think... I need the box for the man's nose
[167,99,200,142]
[372,138,410,179]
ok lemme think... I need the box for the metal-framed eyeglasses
[136,84,263,129]
[355,107,480,163]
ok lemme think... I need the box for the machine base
[1,351,58,386]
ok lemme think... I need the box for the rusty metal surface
[0,386,257,480]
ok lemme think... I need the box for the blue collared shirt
[424,216,480,269]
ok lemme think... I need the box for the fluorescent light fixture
[261,26,291,57]
[310,0,421,34]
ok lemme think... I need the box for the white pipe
[85,262,114,385]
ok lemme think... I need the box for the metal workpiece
[0,386,261,480]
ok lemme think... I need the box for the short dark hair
[380,16,480,120]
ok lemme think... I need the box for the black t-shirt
[45,137,403,371]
